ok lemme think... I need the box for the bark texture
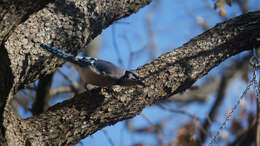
[0,0,259,145]
[0,0,152,145]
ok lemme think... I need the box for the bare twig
[112,25,124,67]
[49,86,75,96]
[145,0,160,60]
[57,69,83,94]
[103,130,116,146]
[199,74,228,144]
[32,73,54,115]
[158,104,209,138]
[158,104,199,120]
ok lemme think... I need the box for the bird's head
[119,70,145,87]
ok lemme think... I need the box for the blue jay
[40,44,145,87]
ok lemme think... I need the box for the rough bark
[0,0,152,145]
[0,0,51,44]
[2,0,152,93]
[8,11,260,145]
[0,0,260,145]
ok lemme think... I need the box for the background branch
[32,73,54,115]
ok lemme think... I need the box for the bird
[40,44,145,87]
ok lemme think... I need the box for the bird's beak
[137,80,145,87]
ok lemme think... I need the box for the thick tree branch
[0,0,152,145]
[3,0,152,93]
[0,0,51,44]
[7,11,259,145]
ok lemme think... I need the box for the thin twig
[209,63,256,145]
[140,113,154,125]
[111,25,124,67]
[145,0,159,60]
[103,130,116,146]
[57,69,82,94]
[199,74,229,144]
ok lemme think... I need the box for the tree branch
[11,11,260,145]
[0,0,152,145]
[0,0,51,44]
[2,0,152,93]
[32,73,54,115]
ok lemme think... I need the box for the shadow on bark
[0,43,14,144]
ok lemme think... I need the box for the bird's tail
[40,44,96,66]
